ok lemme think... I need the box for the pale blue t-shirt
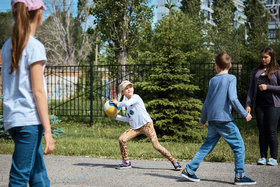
[1,36,47,131]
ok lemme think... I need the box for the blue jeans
[8,125,50,187]
[186,121,245,178]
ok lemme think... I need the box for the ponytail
[120,95,124,102]
[11,3,30,73]
[10,3,40,74]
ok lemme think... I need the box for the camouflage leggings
[118,122,175,162]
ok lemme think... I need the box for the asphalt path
[0,154,279,187]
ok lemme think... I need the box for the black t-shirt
[256,75,274,106]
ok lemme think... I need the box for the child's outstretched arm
[228,77,249,120]
[30,61,55,154]
[111,99,129,122]
[117,95,139,107]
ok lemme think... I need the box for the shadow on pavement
[144,173,182,180]
[145,173,233,185]
[200,179,233,185]
[73,162,172,171]
[73,163,116,168]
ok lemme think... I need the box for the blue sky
[0,0,11,11]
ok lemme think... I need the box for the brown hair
[11,3,41,73]
[258,47,279,78]
[215,52,232,70]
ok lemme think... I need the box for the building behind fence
[0,62,252,124]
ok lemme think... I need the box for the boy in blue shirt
[181,53,256,185]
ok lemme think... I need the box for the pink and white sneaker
[116,161,132,169]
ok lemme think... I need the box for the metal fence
[190,62,251,101]
[44,64,152,124]
[0,62,253,124]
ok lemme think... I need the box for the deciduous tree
[37,0,92,65]
[90,0,153,66]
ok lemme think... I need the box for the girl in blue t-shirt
[1,0,54,186]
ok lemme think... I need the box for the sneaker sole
[181,173,200,182]
[174,168,182,171]
[234,181,257,185]
[115,166,132,169]
[267,163,278,166]
[257,162,266,165]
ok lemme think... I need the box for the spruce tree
[136,9,204,142]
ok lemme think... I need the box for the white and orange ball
[104,100,120,117]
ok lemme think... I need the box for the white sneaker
[257,158,266,165]
[267,158,278,166]
[116,161,132,169]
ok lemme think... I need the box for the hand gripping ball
[104,100,120,117]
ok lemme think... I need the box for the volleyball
[104,100,120,117]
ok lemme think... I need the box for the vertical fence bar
[90,63,93,126]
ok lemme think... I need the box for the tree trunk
[119,4,128,81]
[118,47,128,80]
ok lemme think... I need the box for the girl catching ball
[111,80,181,170]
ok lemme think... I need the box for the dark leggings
[255,106,280,159]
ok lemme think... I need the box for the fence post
[90,63,93,126]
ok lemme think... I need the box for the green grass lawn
[0,118,279,164]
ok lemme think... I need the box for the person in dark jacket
[246,47,280,166]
